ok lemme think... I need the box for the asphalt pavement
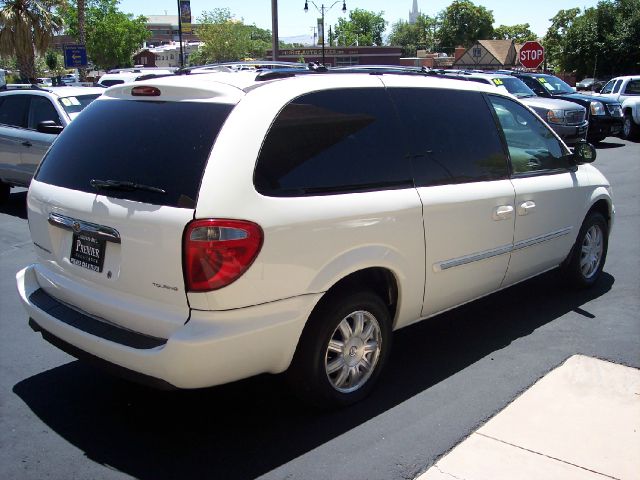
[1,137,639,480]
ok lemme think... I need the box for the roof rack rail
[0,83,50,92]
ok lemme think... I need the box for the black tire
[0,182,9,204]
[564,212,608,288]
[287,290,392,409]
[622,112,639,141]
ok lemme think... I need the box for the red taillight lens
[183,219,263,292]
[131,86,161,96]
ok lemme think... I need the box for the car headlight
[590,101,606,115]
[547,109,565,124]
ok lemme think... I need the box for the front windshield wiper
[90,179,167,194]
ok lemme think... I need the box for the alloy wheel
[324,310,382,393]
[580,224,604,279]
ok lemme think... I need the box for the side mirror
[37,120,64,135]
[573,140,596,164]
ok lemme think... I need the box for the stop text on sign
[520,50,543,61]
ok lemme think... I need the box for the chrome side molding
[434,227,573,272]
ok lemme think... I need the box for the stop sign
[519,41,544,69]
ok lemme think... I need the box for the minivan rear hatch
[27,85,239,338]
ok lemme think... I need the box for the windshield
[535,75,574,95]
[58,94,101,119]
[492,77,536,98]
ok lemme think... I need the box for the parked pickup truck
[595,75,640,140]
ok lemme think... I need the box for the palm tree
[0,0,64,82]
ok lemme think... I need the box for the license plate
[70,233,106,272]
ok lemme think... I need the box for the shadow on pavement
[14,271,614,480]
[595,141,625,149]
[0,190,28,220]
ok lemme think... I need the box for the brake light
[183,219,263,292]
[131,86,161,97]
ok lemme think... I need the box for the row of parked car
[6,63,619,407]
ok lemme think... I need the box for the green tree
[545,0,640,76]
[543,8,580,70]
[63,0,149,70]
[195,8,273,63]
[0,0,65,81]
[333,9,387,47]
[438,0,494,49]
[388,13,439,56]
[492,23,537,42]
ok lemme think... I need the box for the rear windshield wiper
[90,179,166,194]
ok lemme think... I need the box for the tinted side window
[624,79,640,94]
[520,76,546,95]
[388,88,508,186]
[254,88,410,196]
[488,95,571,175]
[612,80,623,94]
[28,96,61,129]
[0,95,29,128]
[100,79,124,87]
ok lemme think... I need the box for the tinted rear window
[35,99,233,208]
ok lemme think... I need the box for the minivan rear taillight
[183,219,263,292]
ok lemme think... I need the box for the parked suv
[445,72,588,145]
[0,85,104,202]
[16,71,613,408]
[505,72,624,143]
[593,75,640,140]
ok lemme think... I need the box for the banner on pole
[317,18,324,45]
[180,0,192,34]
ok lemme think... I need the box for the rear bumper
[17,265,321,389]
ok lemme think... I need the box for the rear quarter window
[35,99,233,208]
[254,88,411,196]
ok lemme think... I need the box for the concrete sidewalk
[418,355,640,480]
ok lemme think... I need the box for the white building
[148,42,202,68]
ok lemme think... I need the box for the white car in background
[595,75,640,140]
[0,85,104,202]
[97,68,174,87]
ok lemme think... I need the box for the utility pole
[78,0,86,81]
[271,0,279,61]
[177,0,184,68]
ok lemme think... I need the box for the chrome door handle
[493,205,514,221]
[518,201,536,215]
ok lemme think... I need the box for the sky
[118,0,601,41]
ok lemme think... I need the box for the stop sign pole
[519,41,544,70]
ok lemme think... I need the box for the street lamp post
[304,1,347,65]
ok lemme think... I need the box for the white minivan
[16,70,613,408]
